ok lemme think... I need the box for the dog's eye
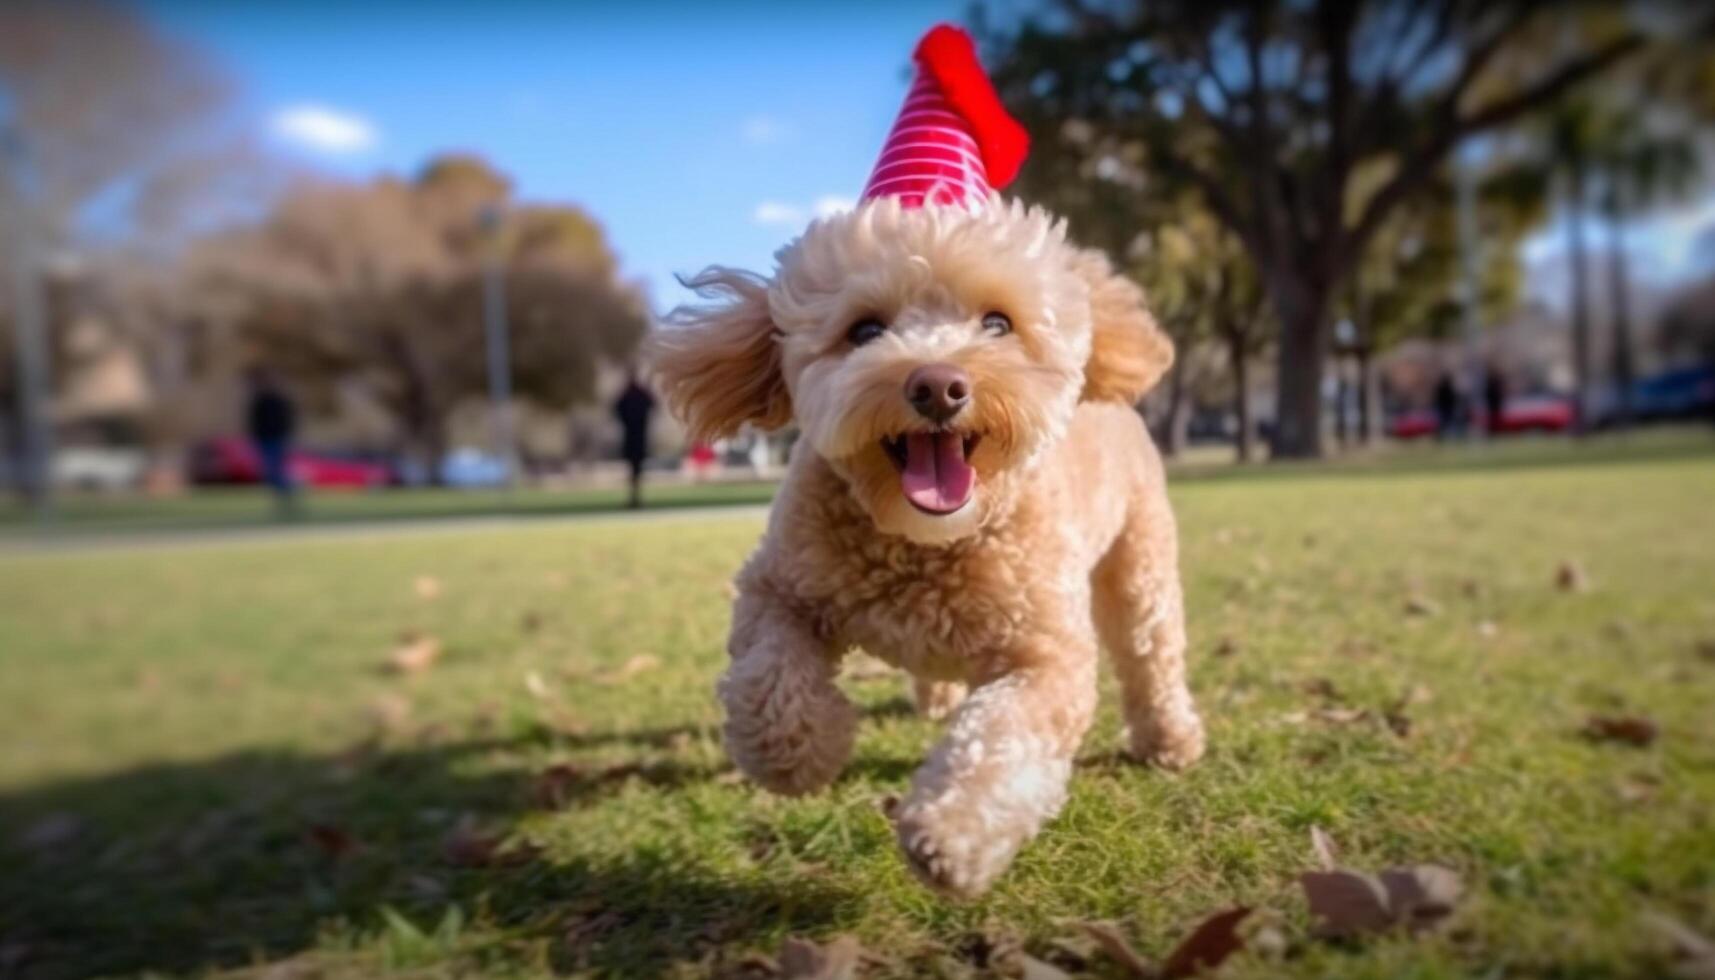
[982,311,1013,336]
[847,318,887,346]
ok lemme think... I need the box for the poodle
[647,195,1205,897]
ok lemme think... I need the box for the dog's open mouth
[881,432,980,515]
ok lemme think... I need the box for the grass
[0,478,778,539]
[1,437,1713,978]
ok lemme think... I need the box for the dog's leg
[1092,495,1205,771]
[718,589,856,796]
[912,677,967,721]
[893,654,1096,897]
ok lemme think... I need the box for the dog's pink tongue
[900,432,973,513]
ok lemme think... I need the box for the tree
[985,0,1703,457]
[1,0,266,491]
[1338,158,1545,441]
[191,156,647,475]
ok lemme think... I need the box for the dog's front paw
[892,804,1014,899]
[1126,710,1205,772]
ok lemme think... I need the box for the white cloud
[813,196,856,218]
[752,201,805,226]
[742,115,787,145]
[270,104,378,155]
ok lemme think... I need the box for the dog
[648,193,1205,897]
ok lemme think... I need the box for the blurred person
[245,367,298,517]
[1484,365,1507,436]
[1433,370,1462,441]
[612,370,655,509]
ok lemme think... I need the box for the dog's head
[650,197,1171,543]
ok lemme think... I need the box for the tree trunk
[1606,194,1635,426]
[1160,350,1189,458]
[1567,153,1593,433]
[1269,277,1332,459]
[1356,346,1376,445]
[1229,334,1253,463]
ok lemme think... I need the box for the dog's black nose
[905,363,972,424]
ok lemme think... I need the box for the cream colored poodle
[649,196,1204,898]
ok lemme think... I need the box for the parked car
[1591,366,1715,427]
[52,447,148,491]
[189,437,390,489]
[438,448,511,488]
[1388,395,1575,440]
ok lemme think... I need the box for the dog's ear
[1075,249,1174,404]
[647,267,793,442]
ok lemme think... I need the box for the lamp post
[478,203,516,487]
[1,113,54,519]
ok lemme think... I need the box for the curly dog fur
[649,196,1204,897]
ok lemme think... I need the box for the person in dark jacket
[1484,365,1507,435]
[613,371,656,509]
[1433,371,1461,441]
[246,367,298,515]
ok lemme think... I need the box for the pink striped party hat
[859,24,1029,208]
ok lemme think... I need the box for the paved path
[0,503,773,557]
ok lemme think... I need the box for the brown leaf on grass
[532,763,585,809]
[413,575,441,600]
[524,670,553,700]
[1212,636,1239,658]
[1300,864,1463,939]
[600,654,661,684]
[306,822,359,860]
[1016,953,1074,980]
[1378,865,1463,932]
[1555,560,1590,593]
[387,632,441,674]
[1316,707,1371,726]
[1161,907,1251,980]
[1617,773,1661,804]
[1310,826,1340,872]
[367,692,413,734]
[1583,715,1659,747]
[1403,595,1440,617]
[777,934,864,980]
[1476,620,1500,639]
[1644,912,1715,980]
[1302,677,1343,701]
[441,817,538,869]
[1695,639,1715,664]
[521,610,542,633]
[1080,921,1155,977]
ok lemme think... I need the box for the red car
[1389,396,1575,440]
[189,437,391,489]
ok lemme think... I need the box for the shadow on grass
[0,734,844,979]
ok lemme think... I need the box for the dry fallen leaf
[306,822,359,860]
[521,610,542,633]
[1644,912,1715,980]
[1300,863,1463,939]
[1212,636,1239,658]
[1695,639,1715,664]
[1080,921,1155,978]
[1315,707,1371,726]
[601,654,661,684]
[1161,907,1251,980]
[532,763,584,809]
[1302,677,1343,701]
[1310,826,1340,872]
[367,692,413,733]
[1555,560,1590,593]
[441,817,537,869]
[1016,953,1074,980]
[387,632,441,674]
[413,575,441,600]
[524,671,553,700]
[777,934,864,980]
[1403,595,1440,617]
[1583,715,1659,747]
[1476,620,1500,639]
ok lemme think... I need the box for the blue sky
[141,0,1713,314]
[142,0,969,310]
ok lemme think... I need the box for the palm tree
[1592,117,1701,424]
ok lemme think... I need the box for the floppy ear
[647,267,793,442]
[1074,249,1174,403]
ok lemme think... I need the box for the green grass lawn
[2,442,1713,978]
